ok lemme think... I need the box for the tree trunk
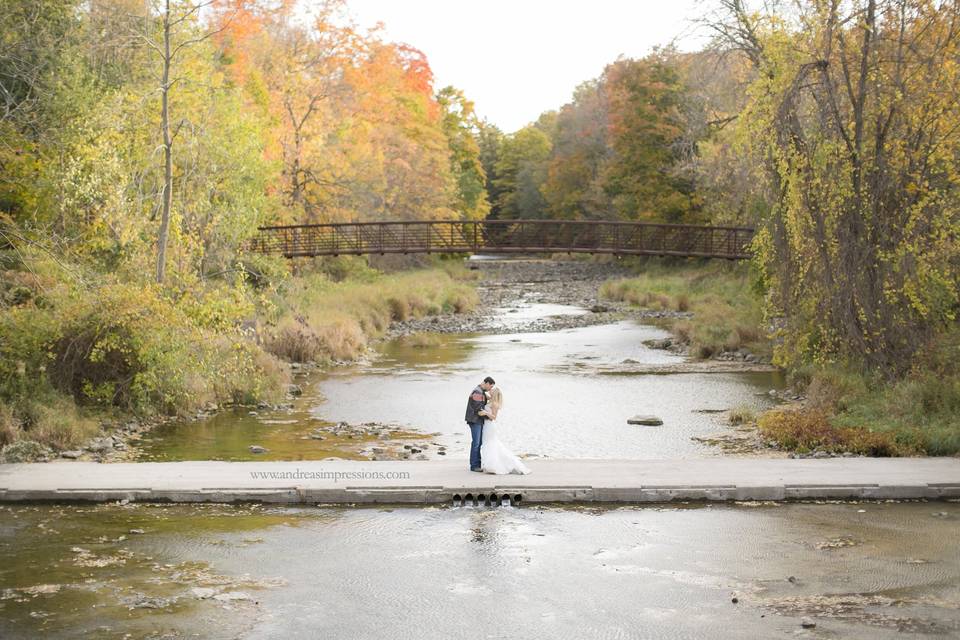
[156,0,173,284]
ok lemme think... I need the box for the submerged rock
[249,445,269,454]
[627,415,663,426]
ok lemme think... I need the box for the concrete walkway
[2,458,959,504]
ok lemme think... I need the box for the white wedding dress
[480,411,531,475]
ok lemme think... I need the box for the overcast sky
[347,0,707,133]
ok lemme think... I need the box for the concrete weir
[2,458,960,504]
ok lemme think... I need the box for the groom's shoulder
[470,385,484,401]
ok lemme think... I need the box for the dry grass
[0,394,99,450]
[757,407,913,456]
[728,405,756,425]
[266,268,477,363]
[600,261,768,359]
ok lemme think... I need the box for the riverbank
[0,259,478,463]
[599,259,769,362]
[389,257,724,337]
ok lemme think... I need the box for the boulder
[249,445,268,454]
[627,415,663,426]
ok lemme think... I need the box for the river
[2,501,958,638]
[4,259,957,639]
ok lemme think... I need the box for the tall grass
[264,268,478,363]
[600,260,767,359]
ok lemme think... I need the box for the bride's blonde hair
[488,387,503,418]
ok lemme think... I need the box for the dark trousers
[468,420,484,470]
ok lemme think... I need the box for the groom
[465,376,495,472]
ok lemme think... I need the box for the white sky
[346,0,708,133]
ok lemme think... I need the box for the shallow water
[2,501,958,639]
[319,321,784,459]
[138,306,784,462]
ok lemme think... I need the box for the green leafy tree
[437,86,490,220]
[493,125,552,219]
[476,120,505,219]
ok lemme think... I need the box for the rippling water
[2,502,958,639]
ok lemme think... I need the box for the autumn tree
[252,1,361,219]
[604,54,697,222]
[541,79,611,220]
[710,0,960,373]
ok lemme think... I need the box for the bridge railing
[248,220,755,259]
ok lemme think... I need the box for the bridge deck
[2,458,958,504]
[249,220,755,259]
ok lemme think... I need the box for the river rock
[800,617,816,629]
[249,445,269,454]
[86,438,113,453]
[589,304,610,313]
[191,587,217,599]
[627,415,663,426]
[60,450,82,459]
[643,338,673,350]
[213,591,250,602]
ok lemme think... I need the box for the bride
[479,387,531,475]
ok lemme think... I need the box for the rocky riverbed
[387,257,694,337]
